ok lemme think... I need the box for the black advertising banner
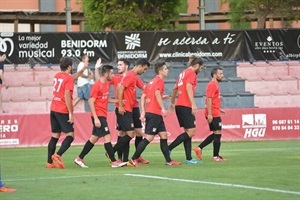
[0,32,112,64]
[147,30,243,62]
[111,31,243,62]
[0,29,299,64]
[243,29,300,61]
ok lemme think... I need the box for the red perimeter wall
[0,107,299,147]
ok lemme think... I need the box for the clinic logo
[0,37,14,56]
[125,33,141,50]
[242,114,267,138]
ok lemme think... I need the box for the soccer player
[111,58,150,158]
[0,164,16,192]
[74,65,127,168]
[95,59,149,163]
[168,55,204,164]
[46,57,87,169]
[194,67,227,162]
[128,62,181,166]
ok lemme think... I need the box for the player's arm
[206,97,213,123]
[94,58,102,81]
[140,93,146,121]
[88,97,97,119]
[169,84,178,111]
[117,85,126,115]
[186,82,197,115]
[79,70,93,79]
[79,70,89,78]
[108,98,118,103]
[65,89,74,124]
[88,97,101,127]
[155,90,167,117]
[72,64,88,79]
[136,76,145,90]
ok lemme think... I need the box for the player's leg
[184,127,202,164]
[75,117,103,168]
[46,111,61,168]
[0,164,16,193]
[211,117,226,161]
[52,112,75,169]
[102,125,127,168]
[168,106,190,151]
[113,111,134,153]
[169,106,195,153]
[115,108,124,161]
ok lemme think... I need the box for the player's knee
[186,128,196,137]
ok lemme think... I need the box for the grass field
[0,140,300,200]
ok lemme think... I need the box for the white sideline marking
[125,174,300,196]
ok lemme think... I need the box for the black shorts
[50,111,74,133]
[175,106,196,129]
[115,107,142,131]
[145,113,166,135]
[115,107,121,131]
[132,107,142,128]
[208,117,222,131]
[91,116,110,137]
[116,109,134,132]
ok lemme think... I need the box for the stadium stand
[8,60,290,113]
[237,61,300,108]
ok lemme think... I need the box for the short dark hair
[118,59,130,68]
[60,57,73,71]
[189,55,203,66]
[101,64,113,76]
[0,51,5,56]
[211,67,222,77]
[154,62,166,75]
[136,58,150,67]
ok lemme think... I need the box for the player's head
[211,67,223,82]
[135,58,150,75]
[189,55,204,74]
[60,57,73,72]
[154,62,168,77]
[117,59,130,74]
[101,64,114,81]
[81,53,89,63]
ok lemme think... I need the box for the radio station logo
[0,36,14,56]
[242,114,267,138]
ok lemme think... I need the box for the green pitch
[1,140,299,200]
